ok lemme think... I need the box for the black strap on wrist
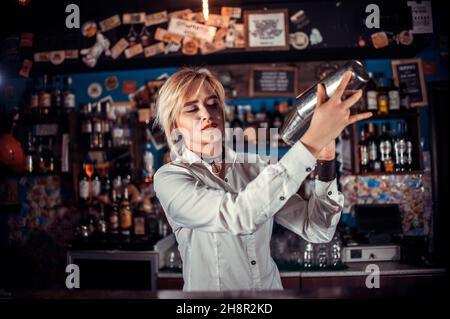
[316,159,336,182]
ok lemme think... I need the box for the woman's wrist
[300,132,328,159]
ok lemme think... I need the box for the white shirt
[154,141,344,291]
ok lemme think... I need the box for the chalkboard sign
[392,59,428,107]
[249,66,297,97]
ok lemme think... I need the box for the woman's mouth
[202,123,218,130]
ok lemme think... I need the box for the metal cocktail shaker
[280,60,370,146]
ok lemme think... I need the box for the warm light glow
[202,0,209,21]
[18,0,31,6]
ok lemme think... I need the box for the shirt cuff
[316,159,337,182]
[279,141,317,184]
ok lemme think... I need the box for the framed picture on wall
[244,9,289,51]
[392,58,428,107]
[249,65,297,97]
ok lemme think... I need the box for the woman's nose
[198,105,212,121]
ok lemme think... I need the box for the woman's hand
[300,71,372,158]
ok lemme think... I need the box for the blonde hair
[155,67,225,149]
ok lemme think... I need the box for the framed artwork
[244,9,289,51]
[392,58,428,107]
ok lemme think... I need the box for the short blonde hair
[155,67,225,149]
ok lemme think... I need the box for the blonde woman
[154,67,372,291]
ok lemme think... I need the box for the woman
[154,68,372,291]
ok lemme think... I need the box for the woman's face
[175,82,225,156]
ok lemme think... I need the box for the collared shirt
[154,141,344,291]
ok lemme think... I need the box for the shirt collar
[173,142,237,173]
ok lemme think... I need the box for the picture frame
[249,65,297,97]
[391,58,428,107]
[244,9,289,51]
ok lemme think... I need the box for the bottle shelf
[350,170,424,177]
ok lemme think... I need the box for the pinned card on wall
[18,59,32,77]
[87,82,103,99]
[19,33,33,47]
[145,11,168,27]
[105,76,119,91]
[122,80,137,94]
[99,15,122,33]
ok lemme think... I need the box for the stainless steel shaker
[280,60,370,146]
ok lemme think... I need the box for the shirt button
[251,260,256,265]
[279,196,285,201]
[306,167,312,172]
[328,191,332,196]
[224,178,228,182]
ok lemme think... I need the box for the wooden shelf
[349,170,424,177]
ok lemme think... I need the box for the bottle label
[30,95,39,109]
[366,91,378,110]
[360,145,369,165]
[92,179,101,197]
[133,217,146,235]
[380,140,392,160]
[389,91,400,110]
[64,93,76,108]
[82,121,92,133]
[369,143,377,161]
[120,210,133,229]
[79,180,89,199]
[109,215,119,230]
[26,155,33,173]
[39,93,51,108]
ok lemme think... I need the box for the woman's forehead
[184,81,215,102]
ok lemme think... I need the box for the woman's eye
[186,107,198,113]
[206,103,219,108]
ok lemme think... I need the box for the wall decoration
[145,11,169,27]
[244,9,289,51]
[80,32,111,67]
[99,14,122,32]
[105,76,119,91]
[144,42,165,58]
[289,32,309,50]
[87,82,102,99]
[392,58,428,107]
[168,17,217,43]
[309,28,323,46]
[18,59,32,77]
[110,38,129,59]
[249,65,297,97]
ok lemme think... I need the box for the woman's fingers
[341,89,363,109]
[348,112,373,124]
[316,83,327,107]
[332,71,353,102]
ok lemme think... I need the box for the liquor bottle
[377,75,389,115]
[39,75,51,118]
[100,168,112,204]
[63,76,76,113]
[133,202,147,240]
[379,123,394,172]
[91,103,103,149]
[359,125,369,173]
[365,72,378,112]
[404,122,413,171]
[37,137,46,173]
[51,76,62,117]
[109,189,120,235]
[399,82,411,110]
[101,101,112,148]
[47,137,56,173]
[81,103,93,149]
[79,161,90,204]
[85,159,95,202]
[394,122,407,172]
[367,123,382,172]
[97,204,108,237]
[120,187,133,238]
[91,161,102,200]
[30,78,39,119]
[388,79,400,112]
[25,132,35,174]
